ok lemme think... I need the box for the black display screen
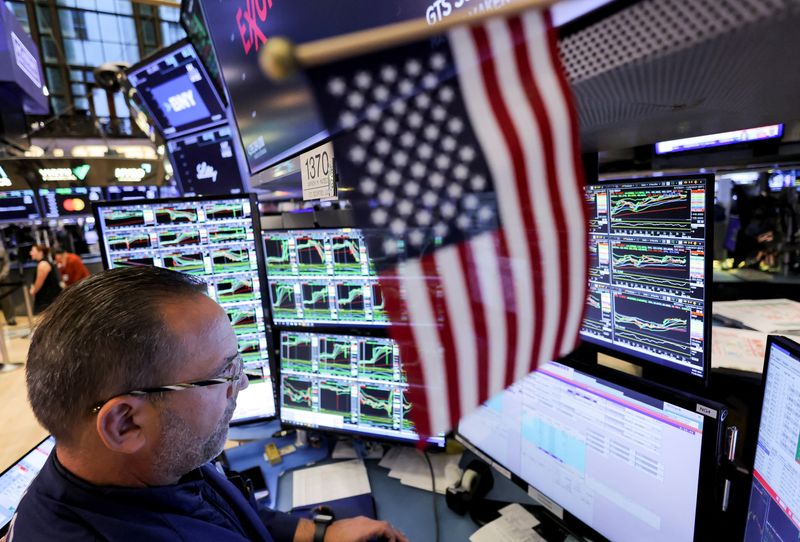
[167,125,245,196]
[0,190,40,222]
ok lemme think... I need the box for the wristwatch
[312,506,334,542]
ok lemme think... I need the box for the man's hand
[324,517,408,542]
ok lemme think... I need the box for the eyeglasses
[89,354,245,414]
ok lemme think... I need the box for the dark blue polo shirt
[8,452,299,541]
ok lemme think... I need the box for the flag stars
[367,158,384,175]
[441,136,457,152]
[453,164,469,180]
[383,238,400,255]
[408,112,424,129]
[360,177,377,195]
[422,73,438,90]
[430,53,447,71]
[430,172,445,189]
[357,125,374,143]
[375,138,391,156]
[386,170,402,186]
[470,174,487,191]
[404,181,420,197]
[447,117,464,134]
[422,190,438,208]
[431,106,447,122]
[459,146,476,162]
[418,143,434,160]
[433,222,449,237]
[415,93,432,109]
[328,77,346,96]
[435,155,451,170]
[397,199,414,217]
[347,92,365,109]
[380,65,398,83]
[410,162,426,179]
[390,218,406,235]
[441,201,456,218]
[366,104,381,122]
[463,193,479,210]
[478,206,495,223]
[439,86,455,103]
[415,209,432,226]
[405,59,422,76]
[379,189,395,206]
[424,125,440,142]
[447,182,463,199]
[371,207,389,225]
[391,99,407,115]
[399,79,414,96]
[349,146,366,164]
[373,85,390,102]
[383,118,399,135]
[340,111,357,129]
[409,229,426,247]
[456,214,472,231]
[400,132,415,148]
[354,71,372,89]
[392,151,409,168]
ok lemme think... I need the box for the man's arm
[293,516,409,542]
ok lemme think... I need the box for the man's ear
[95,396,153,454]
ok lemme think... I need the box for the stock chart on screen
[263,229,388,327]
[581,176,709,378]
[95,197,275,422]
[279,330,443,445]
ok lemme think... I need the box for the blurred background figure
[55,247,90,288]
[28,245,61,315]
[0,243,16,326]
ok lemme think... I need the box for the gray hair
[26,266,208,443]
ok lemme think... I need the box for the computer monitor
[744,335,800,541]
[38,187,104,219]
[0,190,40,222]
[580,174,713,383]
[0,436,56,536]
[179,0,227,104]
[125,39,226,140]
[104,185,159,201]
[278,330,444,446]
[457,360,725,542]
[263,228,387,328]
[93,195,275,424]
[166,125,245,197]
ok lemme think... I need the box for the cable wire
[423,450,440,542]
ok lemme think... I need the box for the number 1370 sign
[300,142,336,201]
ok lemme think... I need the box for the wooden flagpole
[260,0,559,80]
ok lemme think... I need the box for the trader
[54,247,90,288]
[13,267,406,542]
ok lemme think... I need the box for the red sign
[236,0,271,55]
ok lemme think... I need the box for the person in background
[28,245,61,315]
[54,247,90,288]
[0,243,17,325]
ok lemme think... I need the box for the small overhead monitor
[655,125,783,155]
[458,361,726,542]
[744,335,800,541]
[104,185,159,201]
[38,187,104,219]
[166,125,245,196]
[278,330,445,446]
[125,39,226,140]
[0,190,40,222]
[580,174,713,384]
[93,195,275,424]
[263,228,387,328]
[0,436,56,536]
[179,0,227,104]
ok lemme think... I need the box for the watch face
[314,514,334,524]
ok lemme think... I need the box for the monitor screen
[167,125,245,196]
[0,436,55,534]
[580,175,711,380]
[655,125,783,155]
[458,361,718,542]
[126,40,226,140]
[38,187,104,218]
[0,190,40,222]
[94,196,275,423]
[744,336,800,541]
[279,330,444,446]
[263,228,387,328]
[180,0,227,104]
[104,185,159,201]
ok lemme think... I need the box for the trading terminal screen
[0,436,55,532]
[279,330,444,446]
[167,126,244,196]
[39,187,104,218]
[95,197,274,422]
[126,41,226,139]
[0,190,40,222]
[105,185,159,201]
[458,362,707,542]
[744,339,800,542]
[580,176,709,378]
[263,229,387,328]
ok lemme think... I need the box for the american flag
[306,9,588,438]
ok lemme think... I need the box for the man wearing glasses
[11,267,406,542]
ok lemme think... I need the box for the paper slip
[379,447,461,494]
[713,299,800,333]
[470,504,543,542]
[378,446,403,470]
[712,327,768,373]
[292,459,371,508]
[331,439,385,460]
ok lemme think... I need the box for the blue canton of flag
[306,8,588,438]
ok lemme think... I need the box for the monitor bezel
[179,0,229,106]
[456,356,726,542]
[0,189,41,223]
[124,38,227,141]
[0,435,56,536]
[92,194,277,425]
[580,173,714,390]
[261,226,393,332]
[743,334,800,539]
[275,327,446,448]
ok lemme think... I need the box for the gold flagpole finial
[259,37,298,81]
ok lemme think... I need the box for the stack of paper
[711,327,768,373]
[714,298,800,333]
[469,503,544,542]
[292,459,371,508]
[378,446,462,494]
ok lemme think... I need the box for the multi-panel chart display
[279,331,442,444]
[581,177,709,378]
[263,229,387,327]
[95,197,274,422]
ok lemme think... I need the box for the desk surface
[224,426,535,542]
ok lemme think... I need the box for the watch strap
[313,520,328,542]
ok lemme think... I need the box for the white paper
[469,513,545,542]
[292,459,371,508]
[378,446,403,470]
[714,299,800,333]
[331,440,384,460]
[499,503,541,528]
[382,447,462,494]
[711,327,768,372]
